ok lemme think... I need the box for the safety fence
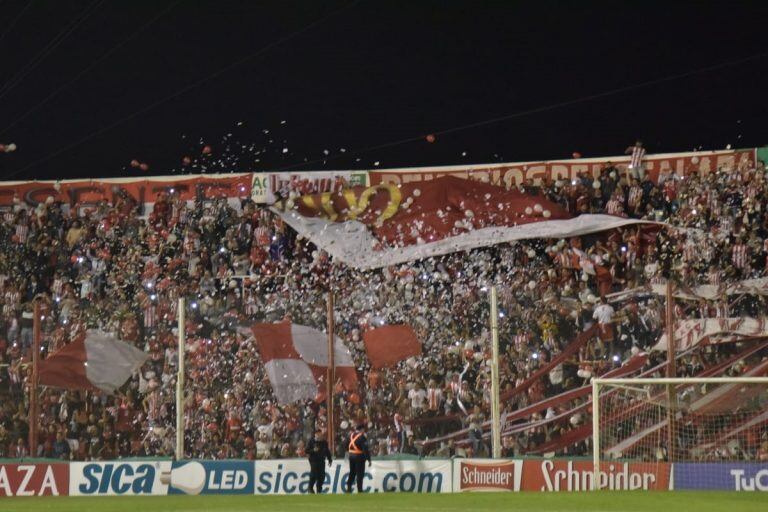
[1,458,766,496]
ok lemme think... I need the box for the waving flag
[363,325,421,369]
[251,322,358,404]
[38,330,148,394]
[274,176,657,269]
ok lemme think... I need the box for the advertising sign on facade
[452,459,521,492]
[254,459,451,494]
[167,460,254,495]
[0,464,69,497]
[675,463,768,491]
[520,459,671,491]
[69,461,172,496]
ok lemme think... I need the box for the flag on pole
[38,330,149,394]
[251,322,358,404]
[362,324,421,369]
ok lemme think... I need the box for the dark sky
[0,0,767,182]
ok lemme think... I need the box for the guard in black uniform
[307,429,332,493]
[345,423,371,493]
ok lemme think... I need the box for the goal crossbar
[594,377,768,385]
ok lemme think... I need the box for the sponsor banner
[0,174,253,215]
[369,149,756,187]
[675,463,768,491]
[452,459,521,492]
[0,464,69,497]
[254,459,451,494]
[69,461,172,496]
[251,173,269,203]
[260,171,368,204]
[520,459,671,491]
[167,460,254,495]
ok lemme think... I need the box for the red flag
[362,325,421,369]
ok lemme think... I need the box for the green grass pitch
[2,492,766,512]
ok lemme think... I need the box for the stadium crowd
[1,155,767,462]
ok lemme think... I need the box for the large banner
[0,463,69,497]
[452,459,522,492]
[167,460,254,495]
[369,149,756,187]
[520,459,671,491]
[675,463,768,491]
[253,459,451,494]
[69,461,172,496]
[0,174,253,215]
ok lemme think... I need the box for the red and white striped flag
[251,322,358,404]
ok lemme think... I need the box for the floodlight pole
[176,297,186,460]
[490,286,501,458]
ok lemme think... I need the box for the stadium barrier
[2,458,767,496]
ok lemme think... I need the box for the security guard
[306,429,332,493]
[345,423,371,493]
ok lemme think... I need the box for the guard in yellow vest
[345,423,371,493]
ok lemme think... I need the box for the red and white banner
[276,176,656,269]
[39,330,149,394]
[0,464,69,496]
[653,317,768,351]
[250,322,358,404]
[369,149,756,187]
[520,460,671,491]
[0,174,253,215]
[452,459,522,492]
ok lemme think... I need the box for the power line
[0,0,181,136]
[2,0,361,180]
[271,50,768,173]
[0,0,34,48]
[0,0,104,101]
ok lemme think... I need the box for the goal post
[592,377,768,491]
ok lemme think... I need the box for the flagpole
[489,286,501,458]
[29,299,41,457]
[326,287,335,455]
[176,297,185,460]
[665,279,676,463]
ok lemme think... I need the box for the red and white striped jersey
[14,224,29,243]
[628,186,643,208]
[606,198,624,216]
[254,226,271,247]
[513,333,530,349]
[629,146,646,168]
[143,303,158,329]
[732,244,749,269]
[427,388,442,411]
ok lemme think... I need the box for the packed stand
[1,158,768,462]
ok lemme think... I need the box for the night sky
[0,0,767,182]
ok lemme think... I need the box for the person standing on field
[306,429,332,493]
[345,423,371,493]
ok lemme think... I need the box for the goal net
[591,377,768,491]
